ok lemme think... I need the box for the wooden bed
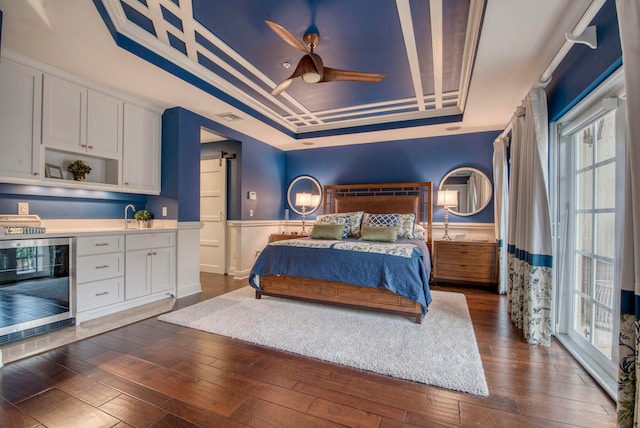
[256,182,433,323]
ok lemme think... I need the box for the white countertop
[0,218,180,239]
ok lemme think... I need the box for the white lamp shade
[295,192,312,207]
[437,190,459,208]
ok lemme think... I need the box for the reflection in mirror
[287,175,322,215]
[439,168,492,216]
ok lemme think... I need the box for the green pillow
[360,225,399,242]
[310,224,345,240]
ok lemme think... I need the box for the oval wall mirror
[287,175,322,215]
[439,167,492,216]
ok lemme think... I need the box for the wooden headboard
[323,182,433,244]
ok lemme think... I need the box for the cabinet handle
[95,265,109,269]
[95,243,109,247]
[33,172,40,176]
[95,291,109,296]
[152,252,157,255]
[81,144,87,148]
[87,145,94,149]
[147,252,152,256]
[124,182,130,186]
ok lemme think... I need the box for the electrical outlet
[162,206,167,217]
[18,202,29,215]
[249,209,254,217]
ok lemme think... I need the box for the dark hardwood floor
[0,273,616,427]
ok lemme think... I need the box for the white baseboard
[176,282,202,298]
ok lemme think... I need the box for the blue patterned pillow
[362,213,399,228]
[315,214,349,239]
[316,211,363,238]
[397,213,417,239]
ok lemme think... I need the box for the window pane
[596,114,616,162]
[576,254,593,296]
[596,213,615,258]
[575,294,592,341]
[576,171,593,210]
[576,127,594,169]
[595,265,614,309]
[594,308,613,359]
[596,162,616,209]
[576,214,592,251]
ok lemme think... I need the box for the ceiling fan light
[302,72,322,83]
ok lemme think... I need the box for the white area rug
[158,287,489,396]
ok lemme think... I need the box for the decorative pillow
[360,225,399,242]
[315,214,349,239]
[310,224,345,240]
[362,213,399,228]
[413,223,426,240]
[315,211,363,238]
[397,213,417,239]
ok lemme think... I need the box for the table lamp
[437,190,458,240]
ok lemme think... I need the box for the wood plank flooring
[0,273,616,427]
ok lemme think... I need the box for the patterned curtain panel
[506,87,553,345]
[616,1,640,426]
[493,137,509,294]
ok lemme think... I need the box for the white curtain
[615,1,640,426]
[493,137,509,294]
[467,173,478,212]
[507,87,553,345]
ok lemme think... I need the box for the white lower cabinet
[76,235,125,315]
[125,232,176,300]
[75,231,176,322]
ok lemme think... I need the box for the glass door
[552,70,626,397]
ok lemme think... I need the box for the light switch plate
[18,202,29,215]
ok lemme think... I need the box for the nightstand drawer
[432,240,498,285]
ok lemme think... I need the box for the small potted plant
[133,209,153,228]
[67,160,92,181]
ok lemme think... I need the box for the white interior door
[200,158,227,274]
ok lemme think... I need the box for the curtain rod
[496,0,607,144]
[538,0,606,85]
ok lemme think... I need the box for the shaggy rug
[158,287,488,396]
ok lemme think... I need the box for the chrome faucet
[124,204,136,229]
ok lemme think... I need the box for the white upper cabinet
[0,54,162,193]
[87,90,123,158]
[0,59,42,181]
[42,75,123,159]
[42,75,87,152]
[123,103,161,194]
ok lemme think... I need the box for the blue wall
[0,184,146,219]
[155,107,285,221]
[285,130,499,223]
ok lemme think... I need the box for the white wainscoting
[226,220,495,280]
[176,221,204,297]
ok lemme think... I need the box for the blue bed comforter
[248,238,432,315]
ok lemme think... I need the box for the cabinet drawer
[77,277,124,312]
[77,235,124,255]
[77,252,123,283]
[126,232,174,250]
[436,263,496,282]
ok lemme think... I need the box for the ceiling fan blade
[321,67,386,83]
[271,78,294,96]
[265,19,308,53]
[308,52,324,78]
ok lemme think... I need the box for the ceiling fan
[265,19,386,96]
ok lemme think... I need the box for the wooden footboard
[256,275,423,323]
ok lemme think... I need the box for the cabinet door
[151,246,175,293]
[87,90,123,158]
[0,59,42,181]
[123,103,160,193]
[125,248,151,300]
[42,75,87,151]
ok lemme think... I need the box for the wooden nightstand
[432,240,498,286]
[268,233,309,243]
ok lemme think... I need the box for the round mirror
[439,168,492,216]
[287,175,322,215]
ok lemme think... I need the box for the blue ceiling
[95,0,484,138]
